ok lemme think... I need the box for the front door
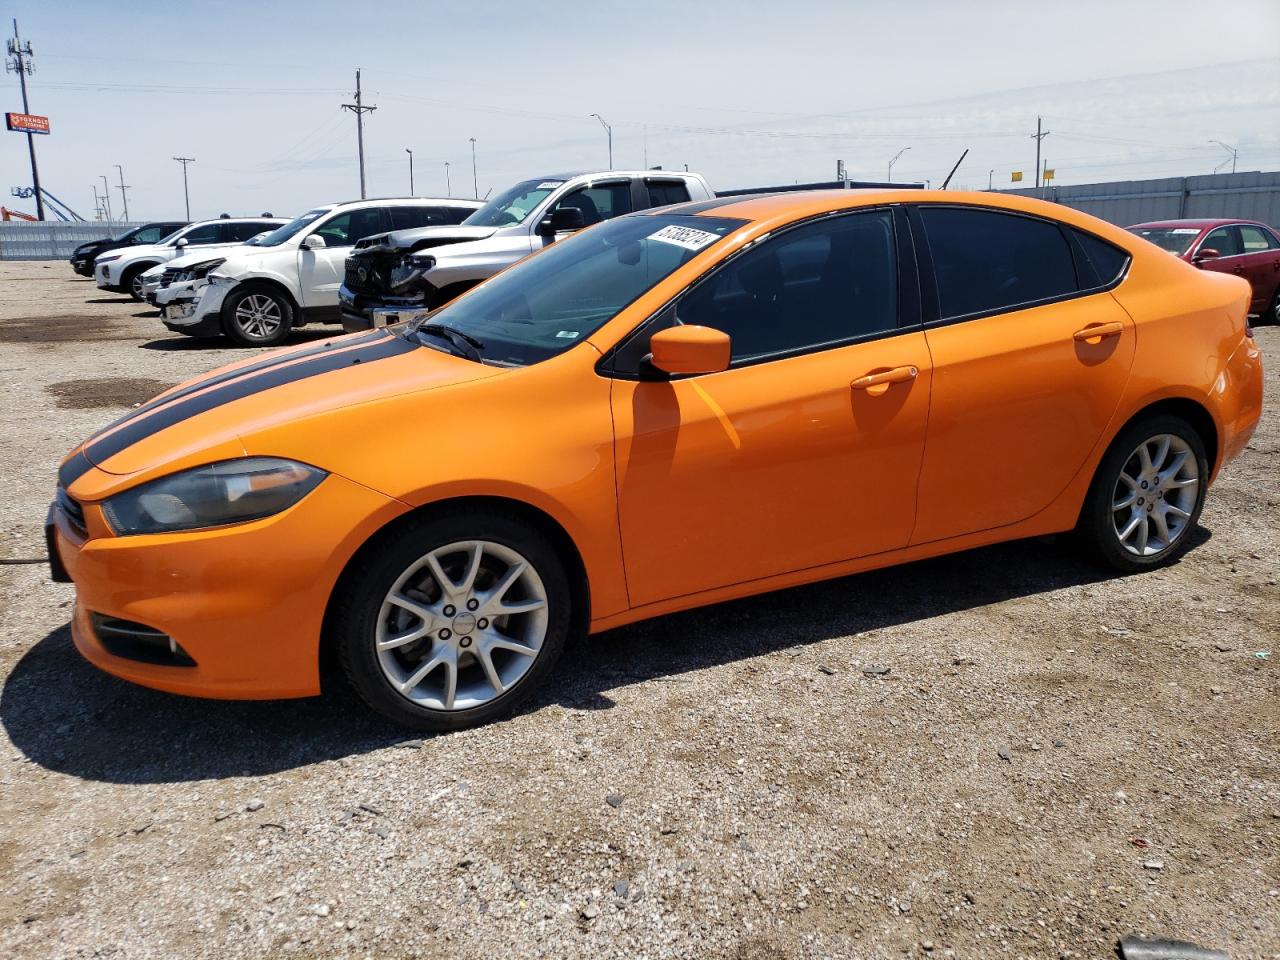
[610,208,932,607]
[298,207,391,308]
[909,205,1136,544]
[1235,224,1280,314]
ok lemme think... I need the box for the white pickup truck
[337,170,715,331]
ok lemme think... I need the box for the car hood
[357,225,499,255]
[58,330,500,490]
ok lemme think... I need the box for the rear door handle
[851,365,918,390]
[1072,321,1124,342]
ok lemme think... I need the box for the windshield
[462,179,564,228]
[407,214,744,366]
[254,207,333,247]
[1128,226,1201,256]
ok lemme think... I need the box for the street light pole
[405,148,414,195]
[99,174,113,227]
[1210,140,1238,174]
[590,113,613,169]
[444,161,451,197]
[890,146,911,181]
[469,138,478,199]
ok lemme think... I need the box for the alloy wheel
[1111,433,1199,557]
[131,273,146,299]
[375,540,548,711]
[233,293,284,340]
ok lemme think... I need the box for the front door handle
[1072,321,1124,342]
[1233,266,1245,275]
[851,365,918,390]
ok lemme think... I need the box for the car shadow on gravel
[139,330,336,351]
[84,297,137,304]
[0,531,1208,784]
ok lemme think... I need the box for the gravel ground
[0,260,1276,960]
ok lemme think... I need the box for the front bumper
[51,472,407,700]
[95,262,118,290]
[71,257,95,276]
[339,283,427,333]
[162,281,231,337]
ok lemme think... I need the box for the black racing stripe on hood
[96,329,388,437]
[58,333,416,488]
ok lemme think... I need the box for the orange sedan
[48,190,1264,730]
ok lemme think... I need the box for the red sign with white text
[6,112,50,135]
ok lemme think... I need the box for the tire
[121,264,154,302]
[333,510,573,731]
[221,284,294,347]
[1075,414,1208,572]
[1266,288,1280,327]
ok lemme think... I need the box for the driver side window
[551,183,633,227]
[1201,227,1240,257]
[179,223,223,245]
[314,208,390,247]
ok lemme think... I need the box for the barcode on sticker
[537,181,564,190]
[648,225,720,251]
[556,330,579,339]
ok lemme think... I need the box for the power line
[340,68,376,199]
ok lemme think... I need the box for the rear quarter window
[1069,228,1130,289]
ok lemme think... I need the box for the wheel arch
[220,276,302,318]
[1112,395,1219,475]
[319,494,591,683]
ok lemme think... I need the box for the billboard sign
[6,112,50,135]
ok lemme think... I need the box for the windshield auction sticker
[648,225,721,251]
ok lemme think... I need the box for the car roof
[327,197,484,208]
[1128,218,1270,230]
[186,217,287,225]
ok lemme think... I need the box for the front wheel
[1076,414,1207,572]
[333,511,572,731]
[222,285,294,347]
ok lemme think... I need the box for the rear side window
[1239,224,1278,252]
[646,180,691,208]
[1069,228,1130,289]
[919,207,1076,320]
[439,205,473,225]
[227,222,270,242]
[391,206,443,230]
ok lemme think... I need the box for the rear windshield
[408,214,744,366]
[1127,226,1201,256]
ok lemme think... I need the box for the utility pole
[988,169,994,191]
[99,174,113,226]
[7,20,44,220]
[444,161,452,197]
[92,185,104,222]
[113,164,130,221]
[1032,116,1050,190]
[173,157,194,219]
[888,146,910,182]
[404,148,414,195]
[469,138,478,198]
[340,69,377,199]
[590,113,613,169]
[1210,140,1238,174]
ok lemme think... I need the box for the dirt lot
[0,260,1276,960]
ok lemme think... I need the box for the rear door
[1235,224,1280,313]
[909,205,1136,544]
[299,206,392,307]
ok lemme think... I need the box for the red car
[1128,218,1280,324]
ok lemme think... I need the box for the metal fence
[0,221,147,261]
[998,170,1280,229]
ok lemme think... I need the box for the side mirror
[175,237,188,248]
[1193,247,1220,263]
[648,325,731,376]
[538,206,586,236]
[302,234,327,250]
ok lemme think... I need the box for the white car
[140,231,276,305]
[94,217,287,301]
[166,198,480,346]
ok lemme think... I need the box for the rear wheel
[334,511,572,731]
[1267,288,1280,326]
[222,285,293,347]
[1076,414,1207,572]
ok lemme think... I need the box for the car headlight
[207,271,234,285]
[102,457,326,536]
[184,258,225,280]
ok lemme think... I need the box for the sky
[3,0,1279,223]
